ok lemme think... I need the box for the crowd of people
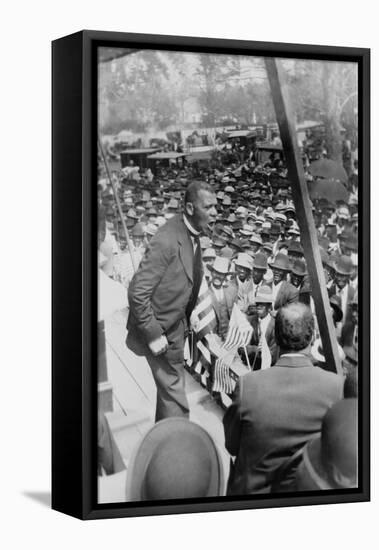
[98,143,359,496]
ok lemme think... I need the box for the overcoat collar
[274,353,314,369]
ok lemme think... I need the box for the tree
[99,50,179,133]
[195,54,241,126]
[283,59,358,161]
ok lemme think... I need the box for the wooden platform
[98,309,230,503]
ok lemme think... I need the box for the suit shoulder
[238,369,268,393]
[150,216,184,245]
[312,366,344,392]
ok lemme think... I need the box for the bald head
[275,302,314,353]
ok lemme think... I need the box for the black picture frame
[52,30,370,520]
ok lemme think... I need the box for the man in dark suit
[223,302,343,495]
[207,256,237,340]
[229,253,254,313]
[269,253,299,310]
[327,255,356,332]
[127,181,217,422]
[245,285,278,370]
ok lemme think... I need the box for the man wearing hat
[208,257,237,340]
[127,181,217,422]
[248,252,269,305]
[341,290,358,356]
[335,205,350,235]
[270,222,283,254]
[212,236,225,256]
[126,207,139,228]
[145,223,158,243]
[230,253,255,313]
[129,222,146,269]
[319,248,335,292]
[328,255,355,330]
[245,285,277,370]
[294,399,358,491]
[269,253,299,310]
[131,222,146,249]
[224,303,343,494]
[249,233,263,254]
[203,248,216,282]
[287,240,304,266]
[290,258,310,304]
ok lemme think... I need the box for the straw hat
[249,233,263,246]
[212,237,225,248]
[234,253,254,271]
[145,223,158,237]
[209,256,230,275]
[203,248,216,260]
[200,236,212,250]
[255,285,273,304]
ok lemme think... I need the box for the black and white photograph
[96,44,364,506]
[3,0,379,542]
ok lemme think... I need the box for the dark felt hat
[125,418,224,501]
[269,252,291,271]
[270,222,282,235]
[291,258,307,277]
[253,252,268,270]
[334,255,354,276]
[295,399,358,491]
[131,223,145,237]
[288,240,304,255]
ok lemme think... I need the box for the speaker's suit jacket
[127,215,199,421]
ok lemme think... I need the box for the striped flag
[223,304,253,351]
[212,304,253,394]
[212,354,236,394]
[189,277,217,385]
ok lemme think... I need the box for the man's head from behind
[184,181,217,233]
[275,302,314,354]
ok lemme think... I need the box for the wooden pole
[98,135,138,273]
[264,58,342,376]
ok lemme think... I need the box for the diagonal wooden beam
[264,57,342,376]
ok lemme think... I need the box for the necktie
[186,236,203,318]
